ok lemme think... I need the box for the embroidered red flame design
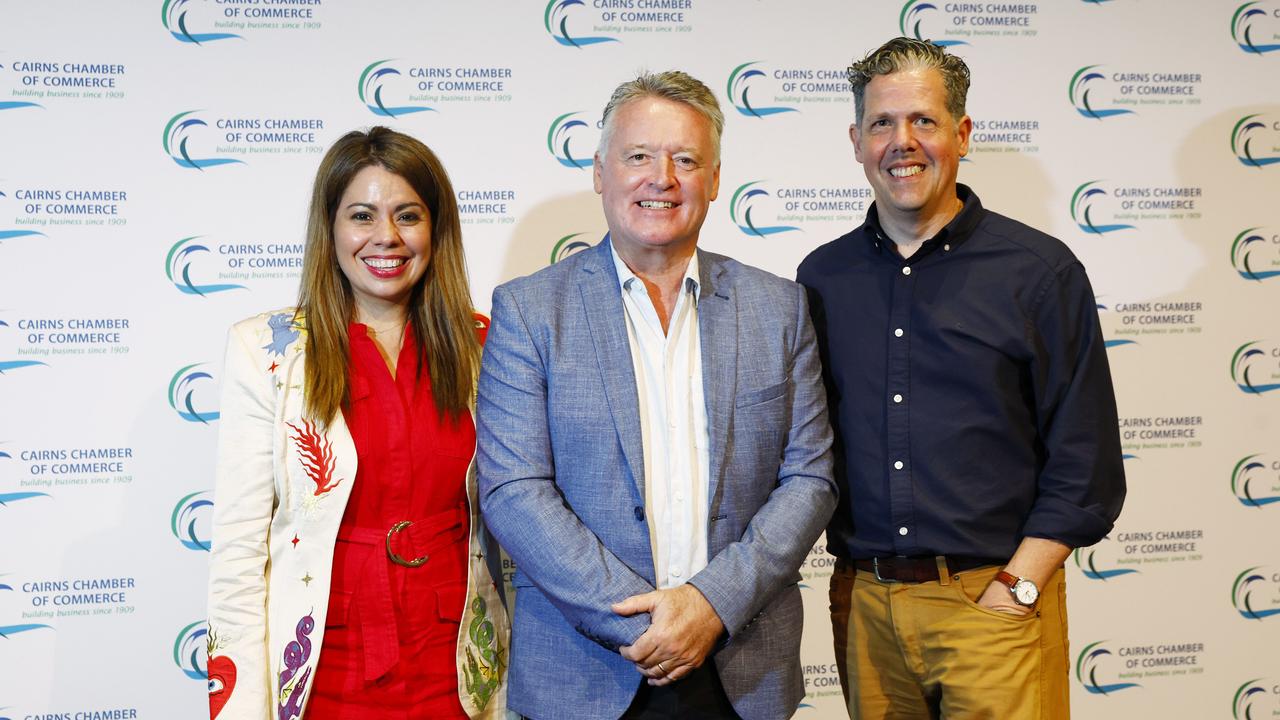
[286,420,342,496]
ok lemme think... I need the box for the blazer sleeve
[688,283,837,635]
[206,320,275,718]
[477,284,653,652]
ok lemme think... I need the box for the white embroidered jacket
[206,309,508,719]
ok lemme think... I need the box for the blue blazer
[477,240,836,720]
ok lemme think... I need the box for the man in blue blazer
[477,70,837,720]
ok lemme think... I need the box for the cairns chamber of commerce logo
[1233,678,1280,719]
[547,112,596,169]
[1094,300,1137,349]
[1231,341,1280,395]
[899,1,967,46]
[545,0,618,48]
[1233,566,1280,620]
[730,181,800,238]
[1233,2,1280,55]
[174,620,208,680]
[0,320,48,374]
[162,0,242,44]
[0,190,46,242]
[164,111,244,171]
[0,453,51,504]
[1232,227,1280,281]
[1232,115,1280,168]
[169,363,220,424]
[166,236,246,296]
[726,62,797,119]
[549,231,603,264]
[1,317,48,375]
[1074,537,1138,581]
[358,60,434,118]
[1076,642,1141,695]
[1069,66,1134,120]
[0,64,42,111]
[1070,181,1135,235]
[171,491,214,552]
[1233,454,1280,507]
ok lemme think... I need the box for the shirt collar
[863,183,984,257]
[610,243,702,301]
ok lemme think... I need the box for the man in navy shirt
[798,37,1125,719]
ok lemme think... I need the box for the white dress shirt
[611,246,711,590]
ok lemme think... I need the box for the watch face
[1013,579,1039,606]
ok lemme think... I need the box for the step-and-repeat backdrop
[2,1,1279,717]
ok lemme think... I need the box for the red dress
[307,324,473,719]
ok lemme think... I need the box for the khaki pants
[829,560,1070,719]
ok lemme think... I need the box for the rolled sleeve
[1023,262,1126,547]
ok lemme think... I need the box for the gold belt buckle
[386,520,429,567]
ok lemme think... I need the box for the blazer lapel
[697,250,736,506]
[281,336,358,505]
[578,239,646,501]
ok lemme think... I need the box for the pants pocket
[950,566,1038,623]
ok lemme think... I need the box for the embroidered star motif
[268,361,280,373]
[276,380,284,390]
[301,572,313,586]
[292,534,300,548]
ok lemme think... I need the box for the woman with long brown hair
[206,126,507,719]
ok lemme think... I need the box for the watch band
[994,570,1020,591]
[994,570,1039,606]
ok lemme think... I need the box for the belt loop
[935,556,952,586]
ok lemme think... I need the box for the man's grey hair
[597,70,724,161]
[847,37,971,125]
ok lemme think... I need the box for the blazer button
[634,506,645,521]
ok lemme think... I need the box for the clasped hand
[612,584,723,686]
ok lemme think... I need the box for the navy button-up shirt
[798,185,1124,561]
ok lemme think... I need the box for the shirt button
[902,266,912,276]
[893,393,903,403]
[898,527,909,536]
[894,460,904,470]
[675,491,685,502]
[894,328,903,337]
[670,567,682,578]
[944,243,951,251]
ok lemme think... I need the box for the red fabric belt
[339,504,467,682]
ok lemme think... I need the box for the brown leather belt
[853,556,997,584]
